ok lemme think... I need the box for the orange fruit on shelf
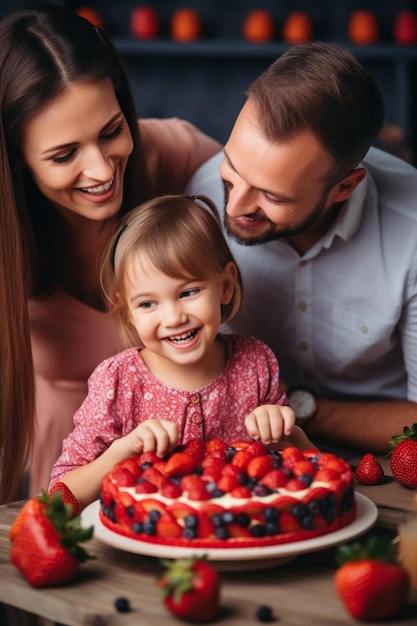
[282,12,313,44]
[171,9,202,42]
[348,10,379,45]
[242,10,275,43]
[75,6,104,29]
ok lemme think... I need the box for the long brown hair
[102,195,243,347]
[0,5,150,502]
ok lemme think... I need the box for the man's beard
[222,180,329,247]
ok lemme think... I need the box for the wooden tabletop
[1,461,417,626]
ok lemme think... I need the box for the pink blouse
[50,334,287,485]
[29,118,221,496]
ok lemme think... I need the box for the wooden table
[1,460,416,626]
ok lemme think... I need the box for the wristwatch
[288,388,318,426]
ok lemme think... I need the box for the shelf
[113,38,417,60]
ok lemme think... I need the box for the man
[187,41,417,455]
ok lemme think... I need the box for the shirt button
[298,301,307,312]
[299,341,309,351]
[361,325,368,334]
[190,393,200,404]
[299,260,308,267]
[193,414,203,424]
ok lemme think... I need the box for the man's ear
[329,167,367,204]
[220,262,238,305]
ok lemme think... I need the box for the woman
[0,5,220,502]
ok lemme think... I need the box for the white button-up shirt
[187,147,417,401]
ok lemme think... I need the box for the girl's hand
[245,404,295,445]
[116,419,179,458]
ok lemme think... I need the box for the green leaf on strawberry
[159,555,221,622]
[10,489,94,587]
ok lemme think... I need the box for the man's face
[220,100,338,246]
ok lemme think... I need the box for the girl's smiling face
[21,78,133,224]
[125,252,236,368]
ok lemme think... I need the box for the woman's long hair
[0,4,149,502]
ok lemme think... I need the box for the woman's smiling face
[21,78,133,223]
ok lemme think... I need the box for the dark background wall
[2,1,416,158]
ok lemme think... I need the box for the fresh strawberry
[165,452,199,477]
[217,474,241,492]
[159,556,221,622]
[261,468,288,489]
[280,446,304,469]
[335,536,409,621]
[156,516,182,539]
[389,423,417,488]
[10,490,93,588]
[246,454,275,479]
[204,438,228,454]
[230,485,252,498]
[231,449,253,470]
[355,453,384,485]
[111,467,137,487]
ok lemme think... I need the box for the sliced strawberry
[220,463,242,478]
[180,475,206,491]
[165,452,199,476]
[116,456,142,478]
[292,460,317,478]
[161,482,183,499]
[132,502,147,523]
[197,503,224,518]
[135,479,157,494]
[246,442,268,456]
[227,523,252,538]
[269,495,299,511]
[167,502,195,521]
[187,486,211,501]
[316,452,339,467]
[141,466,168,488]
[156,516,183,538]
[204,438,229,454]
[229,440,251,450]
[247,454,275,479]
[279,511,301,533]
[230,485,252,499]
[110,467,137,487]
[114,502,133,527]
[234,502,266,521]
[140,498,167,516]
[261,468,288,489]
[196,514,216,539]
[138,450,160,465]
[114,491,135,508]
[231,449,253,470]
[285,478,307,491]
[280,446,305,469]
[315,468,342,482]
[217,474,241,492]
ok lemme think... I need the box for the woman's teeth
[168,330,197,343]
[81,175,114,195]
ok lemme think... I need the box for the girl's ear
[220,261,238,305]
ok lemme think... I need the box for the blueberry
[148,509,161,523]
[250,524,267,538]
[132,522,143,534]
[140,461,152,470]
[264,507,278,522]
[212,514,224,527]
[255,604,274,622]
[221,511,235,524]
[301,514,314,529]
[298,473,313,486]
[143,521,156,535]
[212,488,225,498]
[253,484,272,497]
[292,503,307,518]
[127,506,134,518]
[307,500,320,515]
[235,512,251,527]
[215,526,229,540]
[182,527,197,539]
[184,514,198,528]
[265,522,279,536]
[114,597,131,613]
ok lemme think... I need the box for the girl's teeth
[82,176,114,195]
[169,330,197,342]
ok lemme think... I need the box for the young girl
[0,5,220,502]
[50,195,314,512]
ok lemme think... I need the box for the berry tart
[99,439,356,548]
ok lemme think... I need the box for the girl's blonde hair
[102,195,243,346]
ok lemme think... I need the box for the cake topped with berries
[99,438,356,548]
